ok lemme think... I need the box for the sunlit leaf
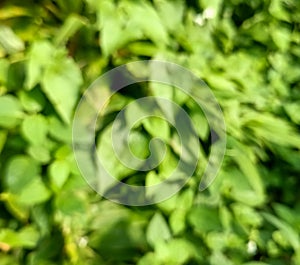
[146,212,171,248]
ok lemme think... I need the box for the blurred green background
[0,0,300,264]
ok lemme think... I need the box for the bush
[0,0,300,264]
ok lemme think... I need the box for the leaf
[0,130,7,154]
[18,178,51,205]
[54,14,86,46]
[158,146,178,178]
[190,107,209,140]
[273,203,300,229]
[128,130,150,159]
[0,25,24,54]
[18,88,46,113]
[21,115,48,145]
[55,191,86,215]
[284,102,300,125]
[49,160,70,190]
[269,0,290,22]
[0,226,39,249]
[137,253,160,265]
[155,239,195,264]
[146,212,171,248]
[0,95,23,128]
[270,25,291,52]
[169,209,186,235]
[98,3,125,56]
[28,145,51,164]
[154,0,185,33]
[242,112,300,148]
[0,6,31,20]
[262,212,300,250]
[41,54,82,124]
[188,204,222,233]
[206,232,227,251]
[25,40,54,89]
[125,1,168,46]
[48,116,72,143]
[232,148,265,196]
[0,58,9,84]
[97,124,149,180]
[231,203,263,228]
[4,155,40,193]
[149,63,173,101]
[0,193,29,221]
[220,168,265,207]
[142,116,170,141]
[176,189,194,210]
[210,251,234,265]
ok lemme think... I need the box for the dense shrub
[0,0,300,264]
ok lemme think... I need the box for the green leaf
[210,251,234,265]
[54,14,87,46]
[158,146,178,178]
[48,116,72,143]
[0,95,23,128]
[98,2,125,56]
[142,117,170,141]
[124,1,168,46]
[155,239,195,264]
[262,212,300,250]
[0,58,9,84]
[0,193,29,221]
[0,25,24,54]
[269,0,290,22]
[0,130,7,154]
[176,189,194,210]
[21,115,48,145]
[55,191,86,215]
[19,88,46,113]
[4,155,40,193]
[231,203,263,228]
[137,253,160,265]
[28,145,51,164]
[25,40,54,89]
[220,168,265,207]
[41,54,82,123]
[206,232,227,251]
[97,125,149,181]
[49,160,70,190]
[232,148,265,196]
[18,178,51,205]
[0,226,39,249]
[146,212,171,248]
[149,76,173,101]
[242,112,300,148]
[190,108,209,140]
[188,204,222,233]
[128,130,150,159]
[169,209,186,235]
[284,102,300,125]
[154,0,185,33]
[270,25,291,52]
[273,203,300,229]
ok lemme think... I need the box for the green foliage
[0,0,300,264]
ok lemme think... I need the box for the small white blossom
[247,240,257,255]
[194,14,205,26]
[78,237,88,248]
[194,8,216,26]
[203,7,216,19]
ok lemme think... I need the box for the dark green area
[0,0,300,264]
